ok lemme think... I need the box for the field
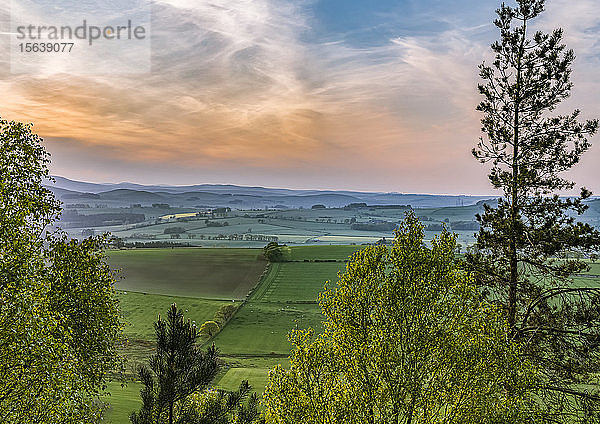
[117,292,230,340]
[216,368,271,393]
[105,247,272,422]
[104,244,600,422]
[102,382,142,424]
[290,245,363,261]
[106,248,266,299]
[60,202,491,250]
[250,262,347,302]
[211,302,325,355]
[105,245,360,422]
[212,246,358,355]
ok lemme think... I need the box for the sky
[1,0,600,194]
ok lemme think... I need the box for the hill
[47,176,494,209]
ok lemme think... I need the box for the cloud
[2,0,600,193]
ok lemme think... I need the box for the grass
[211,302,323,355]
[212,247,352,356]
[251,262,346,303]
[290,245,364,261]
[107,248,267,299]
[216,368,271,394]
[117,291,230,340]
[102,381,142,424]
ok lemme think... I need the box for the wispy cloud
[1,0,599,192]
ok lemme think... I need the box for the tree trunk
[508,17,527,332]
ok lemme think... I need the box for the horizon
[49,174,500,197]
[49,174,600,200]
[3,0,600,193]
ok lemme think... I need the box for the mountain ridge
[47,176,494,209]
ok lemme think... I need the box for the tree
[130,303,220,424]
[468,0,600,419]
[199,320,220,338]
[263,213,540,424]
[262,242,291,262]
[179,380,264,424]
[213,304,237,327]
[0,118,123,422]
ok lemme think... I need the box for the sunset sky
[2,0,599,194]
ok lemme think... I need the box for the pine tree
[467,0,600,420]
[130,303,219,424]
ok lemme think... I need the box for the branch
[542,385,600,402]
[521,286,600,328]
[519,326,599,338]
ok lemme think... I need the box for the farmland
[117,292,228,340]
[107,248,266,299]
[58,200,492,250]
[105,243,600,422]
[105,245,359,422]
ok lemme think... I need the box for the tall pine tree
[467,0,600,420]
[130,304,219,424]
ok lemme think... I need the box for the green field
[251,262,346,302]
[107,248,266,299]
[211,246,355,356]
[211,302,324,355]
[108,245,357,421]
[290,245,363,261]
[117,292,230,340]
[105,247,271,423]
[102,381,142,423]
[216,368,271,394]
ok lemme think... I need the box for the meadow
[106,248,266,299]
[104,243,600,423]
[105,245,362,422]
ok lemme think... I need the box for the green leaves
[263,213,539,424]
[0,117,123,423]
[263,242,291,263]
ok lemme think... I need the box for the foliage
[263,213,540,424]
[213,304,238,327]
[164,227,186,235]
[468,0,600,419]
[350,222,396,231]
[130,303,219,424]
[262,242,291,263]
[0,118,123,423]
[179,380,264,424]
[199,320,221,337]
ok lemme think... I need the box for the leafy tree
[213,304,237,327]
[130,303,220,424]
[263,213,540,424]
[179,380,264,424]
[468,0,600,419]
[262,242,291,262]
[0,118,123,423]
[199,320,221,338]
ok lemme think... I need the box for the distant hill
[46,176,494,209]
